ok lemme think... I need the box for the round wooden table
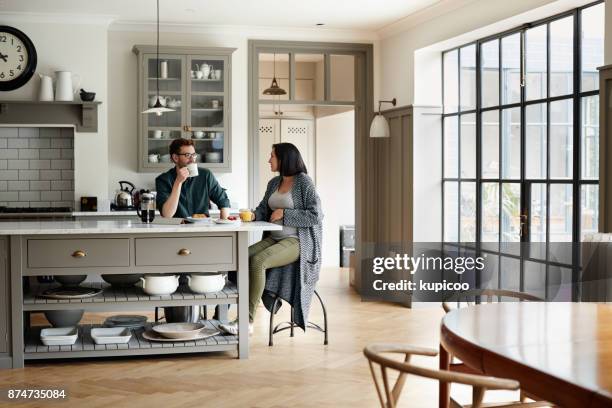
[439,302,612,408]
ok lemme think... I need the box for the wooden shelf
[24,321,237,360]
[23,282,238,311]
[0,100,101,132]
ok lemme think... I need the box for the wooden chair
[363,343,548,408]
[442,289,546,403]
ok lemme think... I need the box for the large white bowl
[187,272,226,294]
[140,274,179,296]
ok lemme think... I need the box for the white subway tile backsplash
[40,128,60,138]
[18,149,39,159]
[7,160,29,170]
[8,139,28,149]
[0,149,18,159]
[0,160,6,170]
[8,181,29,191]
[0,181,6,191]
[52,201,72,208]
[0,128,18,138]
[40,149,61,159]
[29,138,51,149]
[51,160,72,170]
[30,181,51,191]
[19,191,40,201]
[0,192,19,201]
[40,170,61,180]
[41,191,61,201]
[18,128,39,138]
[0,170,18,180]
[51,138,72,149]
[19,170,39,180]
[29,160,50,170]
[51,180,71,190]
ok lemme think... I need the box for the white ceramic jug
[38,74,54,101]
[55,71,80,102]
[200,63,210,79]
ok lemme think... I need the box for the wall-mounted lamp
[369,98,396,138]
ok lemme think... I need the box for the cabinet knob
[178,248,191,256]
[71,250,87,258]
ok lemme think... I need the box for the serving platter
[39,286,103,299]
[142,328,219,342]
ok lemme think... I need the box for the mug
[153,130,162,139]
[186,163,199,177]
[192,130,204,139]
[214,70,222,80]
[148,154,159,163]
[196,71,203,79]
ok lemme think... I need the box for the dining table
[439,302,612,407]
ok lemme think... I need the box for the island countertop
[0,219,281,235]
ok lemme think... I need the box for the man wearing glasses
[155,138,230,219]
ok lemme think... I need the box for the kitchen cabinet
[133,46,235,173]
[258,118,316,198]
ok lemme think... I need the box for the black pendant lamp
[142,0,174,116]
[263,53,287,96]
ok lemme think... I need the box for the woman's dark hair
[273,142,307,176]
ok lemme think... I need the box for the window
[442,2,603,300]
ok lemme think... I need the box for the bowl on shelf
[40,327,78,346]
[187,272,226,294]
[204,152,222,163]
[44,309,84,328]
[140,274,179,296]
[79,89,96,102]
[54,275,87,286]
[160,154,171,163]
[102,274,143,288]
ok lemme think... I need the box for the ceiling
[0,0,442,31]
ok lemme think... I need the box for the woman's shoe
[219,320,253,335]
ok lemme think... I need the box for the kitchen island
[0,219,280,368]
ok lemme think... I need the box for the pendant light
[369,98,396,138]
[263,53,287,96]
[142,0,174,116]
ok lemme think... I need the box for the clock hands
[0,53,7,63]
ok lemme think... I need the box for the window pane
[501,183,521,255]
[481,40,499,108]
[524,261,546,299]
[444,116,459,178]
[460,114,476,178]
[525,25,547,101]
[550,16,574,97]
[581,185,598,240]
[581,3,604,92]
[294,53,324,101]
[482,182,499,251]
[259,53,289,101]
[530,183,547,260]
[500,256,520,291]
[460,182,476,242]
[525,103,547,179]
[330,54,355,101]
[550,184,573,241]
[581,95,599,180]
[501,107,521,179]
[501,33,521,105]
[444,182,459,242]
[482,110,499,178]
[460,45,476,111]
[550,99,573,179]
[444,50,459,113]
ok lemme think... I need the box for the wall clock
[0,25,37,91]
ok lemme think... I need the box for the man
[155,138,230,219]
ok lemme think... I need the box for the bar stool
[268,289,328,346]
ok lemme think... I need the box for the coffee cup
[186,163,198,177]
[153,130,162,139]
[239,209,254,222]
[196,71,204,79]
[193,130,204,139]
[148,154,159,163]
[214,70,222,80]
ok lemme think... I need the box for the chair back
[442,289,543,313]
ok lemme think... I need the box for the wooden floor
[0,268,513,407]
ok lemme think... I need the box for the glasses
[175,153,197,159]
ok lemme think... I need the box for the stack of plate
[40,286,103,300]
[143,323,219,342]
[104,315,148,330]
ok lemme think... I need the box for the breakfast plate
[214,218,241,224]
[185,216,213,224]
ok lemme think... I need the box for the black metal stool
[268,289,328,346]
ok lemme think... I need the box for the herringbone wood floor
[0,268,491,408]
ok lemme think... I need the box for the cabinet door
[0,238,8,354]
[280,119,315,182]
[142,54,187,170]
[258,119,280,199]
[188,55,229,169]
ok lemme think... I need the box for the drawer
[135,236,235,266]
[27,238,130,268]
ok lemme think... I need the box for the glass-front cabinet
[133,46,235,172]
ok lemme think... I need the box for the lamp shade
[369,114,390,138]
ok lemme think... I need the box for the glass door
[144,54,186,168]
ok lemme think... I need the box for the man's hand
[175,167,189,185]
[270,209,284,222]
[220,207,229,220]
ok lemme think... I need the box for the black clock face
[0,26,37,91]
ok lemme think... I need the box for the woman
[221,143,323,335]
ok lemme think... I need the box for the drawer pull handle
[178,248,191,256]
[72,250,87,258]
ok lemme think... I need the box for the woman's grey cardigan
[254,172,323,330]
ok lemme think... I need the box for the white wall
[607,0,612,63]
[0,17,109,203]
[315,110,355,266]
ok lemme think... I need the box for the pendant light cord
[156,0,160,101]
